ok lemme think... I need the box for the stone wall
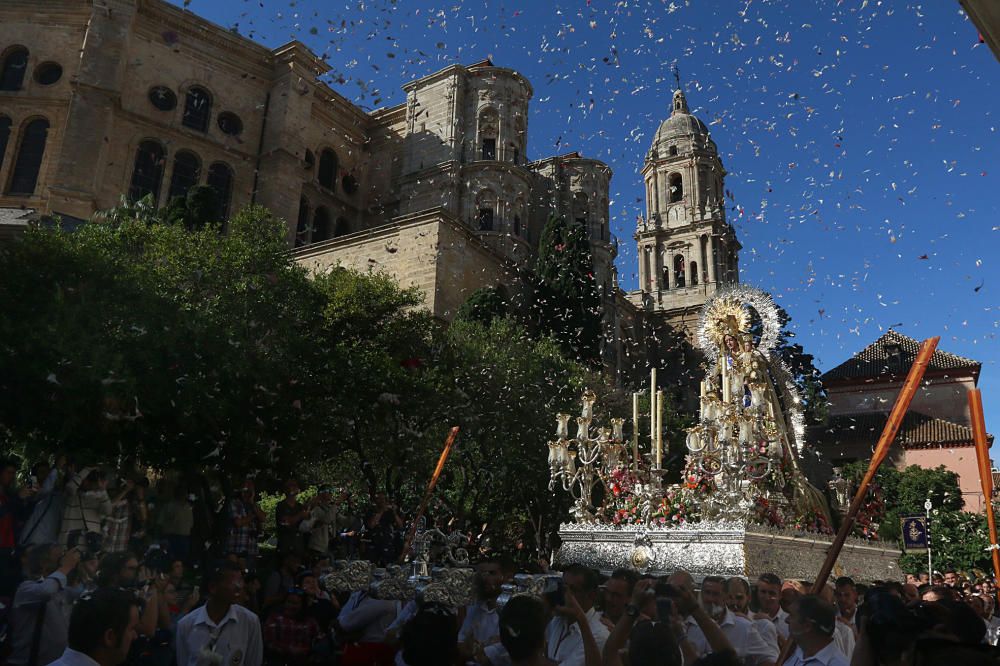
[292,208,516,321]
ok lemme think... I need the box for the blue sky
[170,0,999,428]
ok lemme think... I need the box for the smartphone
[543,576,565,608]
[655,597,674,621]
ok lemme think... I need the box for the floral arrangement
[603,467,700,526]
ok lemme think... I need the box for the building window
[0,115,10,173]
[673,254,686,288]
[669,145,678,157]
[148,86,177,112]
[128,140,166,205]
[6,118,49,195]
[206,162,233,220]
[481,138,496,161]
[217,112,243,136]
[182,86,211,132]
[512,146,519,164]
[341,173,358,195]
[513,214,521,237]
[478,208,494,231]
[303,149,315,171]
[334,217,349,237]
[167,150,201,202]
[661,266,669,290]
[0,47,29,91]
[318,149,337,190]
[295,197,310,247]
[33,62,62,86]
[668,173,683,203]
[690,261,698,286]
[313,207,331,242]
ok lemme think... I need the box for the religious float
[549,286,901,583]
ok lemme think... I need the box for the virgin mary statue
[686,286,832,528]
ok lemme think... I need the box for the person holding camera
[225,481,265,565]
[7,543,85,666]
[543,564,608,666]
[59,467,111,549]
[49,588,141,666]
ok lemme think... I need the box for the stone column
[707,236,717,283]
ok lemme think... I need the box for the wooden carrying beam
[777,337,940,664]
[969,388,1000,602]
[397,426,460,565]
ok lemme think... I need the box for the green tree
[0,205,322,473]
[533,215,602,364]
[455,285,509,326]
[843,462,989,573]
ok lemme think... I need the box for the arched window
[318,149,337,190]
[668,173,683,203]
[6,118,49,195]
[167,150,201,202]
[334,217,349,237]
[128,140,166,204]
[661,266,670,290]
[690,261,698,286]
[0,47,29,91]
[669,145,678,157]
[0,115,11,173]
[295,197,310,247]
[475,190,496,231]
[206,162,233,220]
[478,108,499,161]
[313,207,331,242]
[673,254,686,289]
[182,86,211,132]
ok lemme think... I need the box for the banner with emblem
[901,516,928,552]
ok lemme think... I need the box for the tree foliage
[533,215,602,364]
[0,201,618,556]
[843,462,989,573]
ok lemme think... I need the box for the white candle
[649,369,657,458]
[632,392,640,469]
[656,389,664,469]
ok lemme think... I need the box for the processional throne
[550,286,900,582]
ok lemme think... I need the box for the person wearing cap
[784,595,849,666]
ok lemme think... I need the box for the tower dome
[650,89,715,157]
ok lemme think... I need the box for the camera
[542,575,565,608]
[66,529,103,560]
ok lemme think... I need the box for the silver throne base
[554,521,901,583]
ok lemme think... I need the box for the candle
[650,367,658,454]
[721,364,730,404]
[656,389,664,469]
[632,393,640,469]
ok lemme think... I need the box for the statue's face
[724,335,739,352]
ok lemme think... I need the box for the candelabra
[686,372,775,521]
[548,390,628,523]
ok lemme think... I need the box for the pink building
[816,330,992,511]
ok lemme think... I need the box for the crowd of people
[2,457,1000,665]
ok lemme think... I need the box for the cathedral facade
[0,0,739,388]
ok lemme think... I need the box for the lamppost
[925,498,933,578]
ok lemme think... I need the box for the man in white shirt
[726,577,779,655]
[753,573,790,641]
[459,557,511,665]
[833,577,858,630]
[49,588,140,666]
[544,564,610,666]
[176,562,263,666]
[686,575,777,666]
[784,596,850,666]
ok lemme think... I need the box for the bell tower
[632,87,741,337]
